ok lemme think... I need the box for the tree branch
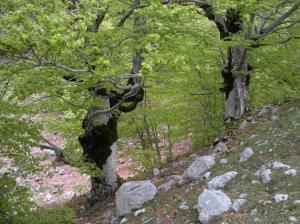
[185,0,228,38]
[116,3,149,27]
[260,2,300,36]
[39,137,70,164]
[87,7,109,32]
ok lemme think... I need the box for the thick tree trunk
[222,47,250,122]
[78,96,119,209]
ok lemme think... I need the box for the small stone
[220,159,228,164]
[250,135,258,139]
[54,182,63,188]
[102,211,113,219]
[120,218,127,224]
[246,116,252,122]
[250,208,258,216]
[213,142,228,155]
[271,115,280,122]
[257,108,269,117]
[263,201,272,205]
[179,202,189,210]
[58,169,65,175]
[239,147,254,163]
[273,194,288,203]
[134,208,145,217]
[208,171,238,190]
[153,168,160,176]
[288,216,298,222]
[166,175,184,185]
[261,169,272,184]
[204,172,211,179]
[239,193,248,199]
[255,164,269,176]
[44,193,53,202]
[268,149,273,153]
[272,161,290,169]
[158,180,175,192]
[284,169,297,176]
[231,198,247,212]
[193,204,198,210]
[251,180,260,185]
[293,200,300,205]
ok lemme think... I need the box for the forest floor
[71,99,300,224]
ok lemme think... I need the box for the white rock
[44,193,53,202]
[197,189,231,224]
[134,208,145,217]
[261,169,272,184]
[120,218,127,224]
[166,175,184,185]
[231,198,247,212]
[271,115,280,122]
[288,216,298,222]
[273,194,288,203]
[158,180,175,192]
[239,193,248,199]
[179,202,189,210]
[255,164,269,176]
[213,142,228,155]
[207,171,238,190]
[153,168,160,176]
[115,181,158,216]
[183,156,215,181]
[284,169,297,176]
[251,180,260,185]
[58,169,65,175]
[239,147,254,163]
[293,200,300,205]
[263,201,272,205]
[220,159,228,164]
[250,208,258,216]
[204,172,211,179]
[272,161,290,169]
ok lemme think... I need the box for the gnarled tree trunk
[78,96,119,209]
[222,47,250,122]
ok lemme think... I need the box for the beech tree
[157,0,300,122]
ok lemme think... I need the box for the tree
[159,0,300,122]
[0,0,146,209]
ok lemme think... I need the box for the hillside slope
[76,99,300,224]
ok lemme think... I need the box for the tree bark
[78,96,119,210]
[222,47,250,122]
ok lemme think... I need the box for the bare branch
[56,94,88,110]
[39,137,70,164]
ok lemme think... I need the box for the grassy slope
[124,99,300,224]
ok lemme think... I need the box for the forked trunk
[222,47,250,122]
